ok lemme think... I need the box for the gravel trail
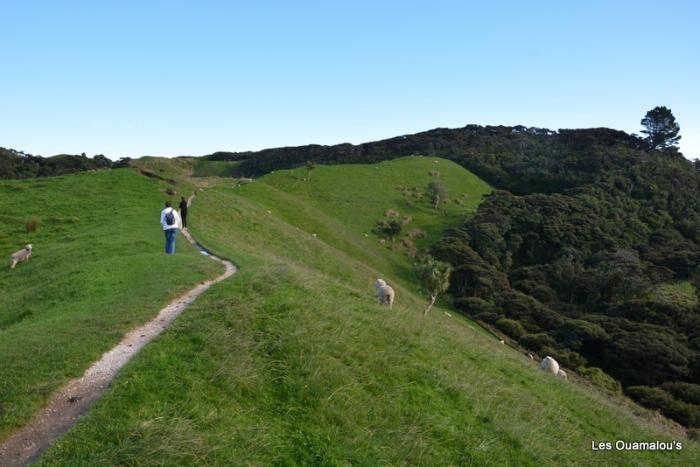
[0,192,235,466]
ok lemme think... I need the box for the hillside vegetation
[37,157,697,465]
[0,147,114,179]
[0,169,222,440]
[206,124,700,427]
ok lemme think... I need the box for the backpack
[165,209,176,226]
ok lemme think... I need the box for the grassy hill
[30,157,697,465]
[0,169,222,440]
[192,159,242,178]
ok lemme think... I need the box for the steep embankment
[0,168,223,442]
[37,157,697,465]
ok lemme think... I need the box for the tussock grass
[24,216,39,233]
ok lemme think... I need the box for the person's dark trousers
[181,211,187,228]
[164,228,178,254]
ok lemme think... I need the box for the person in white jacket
[160,201,183,254]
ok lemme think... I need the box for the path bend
[0,191,235,467]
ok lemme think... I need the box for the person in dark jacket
[179,196,188,229]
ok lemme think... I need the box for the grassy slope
[0,169,222,439]
[192,159,242,178]
[38,158,697,465]
[233,156,490,288]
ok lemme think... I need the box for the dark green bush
[627,386,700,427]
[661,382,700,405]
[555,319,609,351]
[453,296,495,315]
[1,147,113,179]
[540,346,587,369]
[519,333,556,352]
[474,312,500,324]
[373,219,402,239]
[495,318,525,339]
[577,367,621,394]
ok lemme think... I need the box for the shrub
[577,367,621,394]
[474,312,501,324]
[600,329,691,386]
[454,296,496,316]
[496,318,525,339]
[555,319,609,351]
[374,219,402,239]
[25,216,39,232]
[688,428,700,442]
[426,181,449,209]
[519,333,556,351]
[414,254,452,315]
[540,346,587,368]
[661,382,700,405]
[407,228,427,239]
[627,385,700,427]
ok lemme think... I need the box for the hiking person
[179,196,188,229]
[160,201,182,254]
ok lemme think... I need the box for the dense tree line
[427,127,700,428]
[206,123,700,427]
[0,147,113,179]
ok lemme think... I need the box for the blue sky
[1,1,698,159]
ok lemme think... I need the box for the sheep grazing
[557,369,568,381]
[374,278,395,309]
[539,356,560,375]
[10,244,32,269]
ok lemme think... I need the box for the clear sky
[1,0,699,159]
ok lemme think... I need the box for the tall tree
[414,254,452,315]
[641,106,681,150]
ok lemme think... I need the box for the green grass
[0,169,222,439]
[648,281,698,310]
[38,264,699,466]
[36,157,698,465]
[191,159,242,178]
[232,156,491,287]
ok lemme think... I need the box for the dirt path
[0,192,236,467]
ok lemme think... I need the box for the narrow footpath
[0,192,236,467]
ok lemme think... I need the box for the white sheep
[374,278,395,309]
[539,356,560,375]
[557,369,568,381]
[10,244,32,269]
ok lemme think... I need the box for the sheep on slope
[9,244,32,269]
[540,356,568,381]
[374,278,395,309]
[540,356,560,375]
